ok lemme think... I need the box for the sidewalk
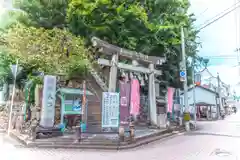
[0,132,21,150]
[0,116,238,160]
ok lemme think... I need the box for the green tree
[0,10,21,86]
[13,0,201,87]
[0,10,17,30]
[0,23,90,79]
[67,0,200,87]
[0,51,13,85]
[13,0,68,29]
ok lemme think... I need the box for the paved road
[1,113,240,160]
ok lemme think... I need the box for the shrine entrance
[91,37,166,128]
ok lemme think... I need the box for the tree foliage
[67,0,200,87]
[0,51,13,85]
[0,10,24,86]
[13,0,68,29]
[0,23,90,78]
[12,0,201,87]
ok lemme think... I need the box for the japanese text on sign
[40,75,57,128]
[101,92,120,128]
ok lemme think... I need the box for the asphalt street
[1,113,240,160]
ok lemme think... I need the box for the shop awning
[57,87,94,96]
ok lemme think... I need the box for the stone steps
[10,127,185,150]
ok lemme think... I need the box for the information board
[101,92,120,128]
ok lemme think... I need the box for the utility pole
[8,59,18,135]
[217,73,222,118]
[181,27,190,131]
[192,60,197,127]
[235,0,240,75]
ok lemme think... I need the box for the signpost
[194,73,201,86]
[179,71,186,82]
[101,92,120,128]
[8,60,19,135]
[81,80,87,132]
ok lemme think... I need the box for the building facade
[180,86,218,119]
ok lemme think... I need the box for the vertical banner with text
[167,87,175,113]
[119,81,130,126]
[130,79,140,115]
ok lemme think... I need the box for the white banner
[40,75,57,128]
[101,92,120,128]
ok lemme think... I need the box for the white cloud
[190,0,240,90]
[208,65,239,84]
[0,1,5,15]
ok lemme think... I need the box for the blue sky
[190,0,240,92]
[190,0,236,61]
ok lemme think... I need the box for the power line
[196,2,240,70]
[204,55,236,57]
[195,8,209,19]
[198,1,240,31]
[201,54,237,59]
[235,0,240,65]
[204,57,236,59]
[210,56,237,58]
[199,1,240,27]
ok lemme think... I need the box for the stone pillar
[108,54,119,92]
[158,114,167,128]
[165,88,170,128]
[148,64,157,126]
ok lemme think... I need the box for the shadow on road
[185,132,240,138]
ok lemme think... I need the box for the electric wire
[195,8,209,19]
[235,0,240,64]
[195,1,240,70]
[197,1,240,31]
[199,1,240,27]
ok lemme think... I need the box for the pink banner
[130,79,140,115]
[119,81,131,126]
[167,87,175,113]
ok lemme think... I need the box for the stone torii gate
[91,37,166,126]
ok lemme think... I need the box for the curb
[9,128,185,150]
[117,129,185,150]
[0,129,6,133]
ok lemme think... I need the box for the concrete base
[185,121,190,131]
[157,114,167,128]
[189,120,197,130]
[178,117,183,126]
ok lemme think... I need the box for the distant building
[180,85,218,120]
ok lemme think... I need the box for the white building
[181,85,218,119]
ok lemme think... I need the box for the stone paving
[1,113,240,160]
